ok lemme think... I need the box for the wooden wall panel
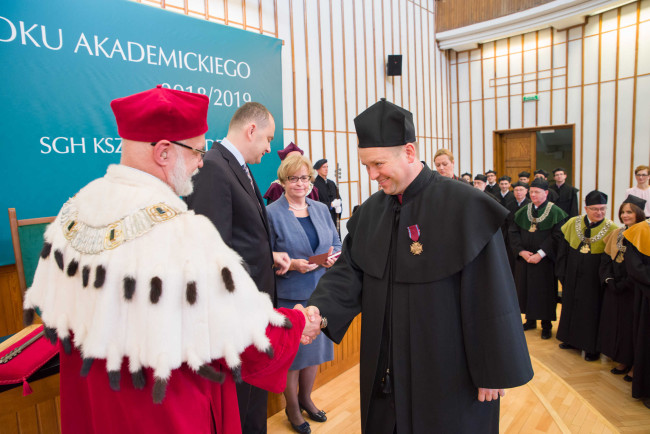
[449,0,650,220]
[435,0,555,33]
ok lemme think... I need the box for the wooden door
[494,131,536,182]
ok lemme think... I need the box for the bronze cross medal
[529,223,537,232]
[408,224,423,255]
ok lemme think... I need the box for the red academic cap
[277,142,304,160]
[110,85,209,142]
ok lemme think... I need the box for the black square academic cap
[585,190,608,205]
[519,171,531,178]
[354,98,416,148]
[530,178,549,190]
[623,194,647,211]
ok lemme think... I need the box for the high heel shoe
[299,402,327,422]
[285,409,311,433]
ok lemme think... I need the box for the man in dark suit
[185,102,291,434]
[534,169,559,202]
[313,158,341,230]
[504,181,531,274]
[549,167,579,217]
[497,175,516,208]
[485,169,499,196]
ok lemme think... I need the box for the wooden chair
[7,208,55,303]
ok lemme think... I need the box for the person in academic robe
[460,172,472,184]
[313,159,341,230]
[504,182,531,273]
[624,217,650,408]
[625,165,650,216]
[598,196,646,377]
[556,190,618,361]
[266,154,342,433]
[497,175,516,208]
[534,169,559,202]
[474,174,501,203]
[509,178,568,339]
[550,167,579,217]
[263,142,319,205]
[485,170,499,196]
[185,102,294,433]
[305,99,534,434]
[21,86,321,434]
[518,171,531,185]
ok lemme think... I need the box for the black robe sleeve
[460,230,534,388]
[625,244,650,293]
[508,219,525,258]
[555,238,569,286]
[539,220,564,262]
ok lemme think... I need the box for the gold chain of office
[525,201,555,232]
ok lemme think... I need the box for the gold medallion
[529,223,537,233]
[580,244,591,254]
[410,241,423,255]
[615,252,624,263]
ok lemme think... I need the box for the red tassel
[22,378,33,396]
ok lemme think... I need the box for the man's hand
[477,388,505,402]
[526,253,542,264]
[519,250,533,261]
[290,259,318,274]
[273,252,291,275]
[294,304,321,344]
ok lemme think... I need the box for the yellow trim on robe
[623,219,650,257]
[560,216,618,254]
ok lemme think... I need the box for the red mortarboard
[110,85,209,142]
[277,142,304,160]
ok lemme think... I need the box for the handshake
[293,304,323,345]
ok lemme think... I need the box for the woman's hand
[323,247,339,268]
[290,258,318,274]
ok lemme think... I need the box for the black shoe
[611,366,631,375]
[523,321,537,331]
[286,409,311,433]
[299,402,327,422]
[584,352,600,362]
[624,375,633,382]
[541,329,552,339]
[559,342,576,350]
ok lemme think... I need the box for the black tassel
[23,308,35,326]
[231,366,242,383]
[80,358,94,377]
[131,369,146,390]
[381,369,392,395]
[265,346,274,359]
[94,265,106,289]
[186,281,197,305]
[123,276,136,300]
[54,250,64,270]
[198,364,225,383]
[82,266,90,287]
[40,242,52,259]
[150,277,162,304]
[61,336,72,354]
[67,259,79,277]
[108,370,121,391]
[221,268,235,292]
[43,326,57,344]
[152,378,168,404]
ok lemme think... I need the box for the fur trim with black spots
[23,308,35,326]
[43,326,57,344]
[94,265,106,288]
[123,276,136,300]
[61,336,72,354]
[80,358,94,377]
[186,281,197,305]
[67,259,79,277]
[108,370,120,391]
[221,267,235,292]
[54,250,64,270]
[82,266,90,287]
[197,364,225,383]
[131,369,146,390]
[231,366,242,383]
[150,277,162,304]
[152,378,167,404]
[40,242,52,259]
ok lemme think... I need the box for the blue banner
[0,0,284,265]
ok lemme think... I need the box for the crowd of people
[435,158,650,409]
[20,84,649,434]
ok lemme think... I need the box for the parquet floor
[267,311,650,433]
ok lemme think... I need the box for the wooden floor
[267,314,650,433]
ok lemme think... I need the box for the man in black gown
[485,169,499,196]
[549,167,579,217]
[306,99,533,433]
[534,169,559,202]
[504,181,531,274]
[556,190,618,361]
[313,158,341,229]
[509,178,567,339]
[497,175,515,208]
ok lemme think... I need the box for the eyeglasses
[287,175,311,184]
[586,206,607,212]
[151,140,206,158]
[635,173,649,178]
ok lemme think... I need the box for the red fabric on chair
[0,325,58,395]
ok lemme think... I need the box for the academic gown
[556,217,618,353]
[624,221,650,399]
[504,198,531,273]
[550,183,579,217]
[313,176,340,226]
[598,228,635,365]
[309,165,533,434]
[509,201,567,321]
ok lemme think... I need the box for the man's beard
[170,151,198,196]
